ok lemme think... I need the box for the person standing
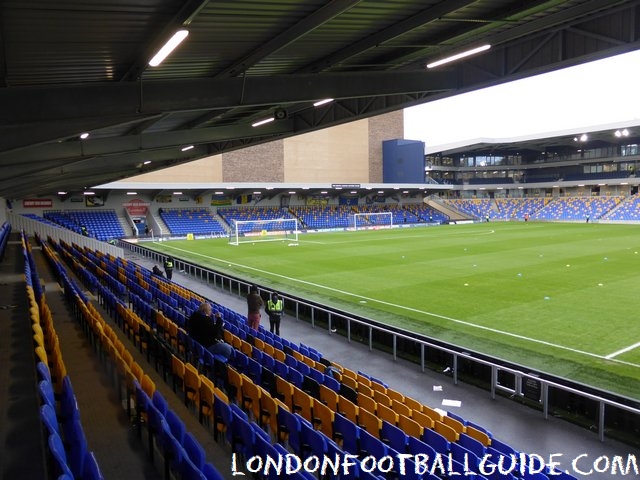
[266,292,284,336]
[163,256,174,280]
[246,285,264,330]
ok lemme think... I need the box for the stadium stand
[444,198,495,220]
[495,198,549,221]
[160,208,227,236]
[218,206,295,231]
[43,209,126,241]
[601,194,640,221]
[290,205,354,229]
[531,196,622,221]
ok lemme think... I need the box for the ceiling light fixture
[126,192,137,195]
[313,98,334,107]
[252,117,275,127]
[181,145,194,151]
[149,29,189,67]
[143,160,152,165]
[427,44,491,69]
[79,132,89,140]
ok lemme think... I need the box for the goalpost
[350,211,394,231]
[228,218,300,245]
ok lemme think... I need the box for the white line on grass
[301,227,498,246]
[162,244,640,370]
[605,341,640,359]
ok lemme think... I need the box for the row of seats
[603,194,640,220]
[445,196,625,222]
[43,210,125,241]
[0,221,10,260]
[23,233,105,480]
[52,236,579,480]
[38,233,227,480]
[532,196,622,221]
[160,208,227,236]
[289,204,447,230]
[218,207,296,233]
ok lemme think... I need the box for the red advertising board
[123,198,150,216]
[23,199,53,208]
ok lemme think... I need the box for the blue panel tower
[382,139,425,183]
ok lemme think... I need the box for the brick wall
[222,140,285,182]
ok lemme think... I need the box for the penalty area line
[605,341,640,359]
[158,244,640,370]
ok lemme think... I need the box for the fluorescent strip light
[427,44,491,69]
[126,192,137,195]
[143,160,152,165]
[173,192,182,195]
[181,145,194,151]
[149,30,189,67]
[252,117,275,127]
[80,132,89,140]
[83,191,95,195]
[313,98,334,107]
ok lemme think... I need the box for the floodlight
[427,44,491,69]
[149,30,189,67]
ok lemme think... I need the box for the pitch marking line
[161,244,640,370]
[302,227,498,246]
[605,341,640,359]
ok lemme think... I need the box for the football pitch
[146,222,640,400]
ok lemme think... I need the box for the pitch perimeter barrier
[121,240,640,448]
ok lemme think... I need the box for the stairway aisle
[0,235,47,480]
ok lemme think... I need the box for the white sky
[404,49,640,154]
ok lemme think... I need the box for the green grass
[146,222,640,399]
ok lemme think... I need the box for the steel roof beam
[0,71,455,126]
[216,0,363,78]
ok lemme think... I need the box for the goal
[350,212,394,231]
[228,218,300,245]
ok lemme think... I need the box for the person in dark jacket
[187,303,233,360]
[152,265,164,277]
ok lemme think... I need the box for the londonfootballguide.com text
[230,452,639,477]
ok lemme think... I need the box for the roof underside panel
[0,0,639,197]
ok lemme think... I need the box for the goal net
[350,212,394,231]
[228,218,300,245]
